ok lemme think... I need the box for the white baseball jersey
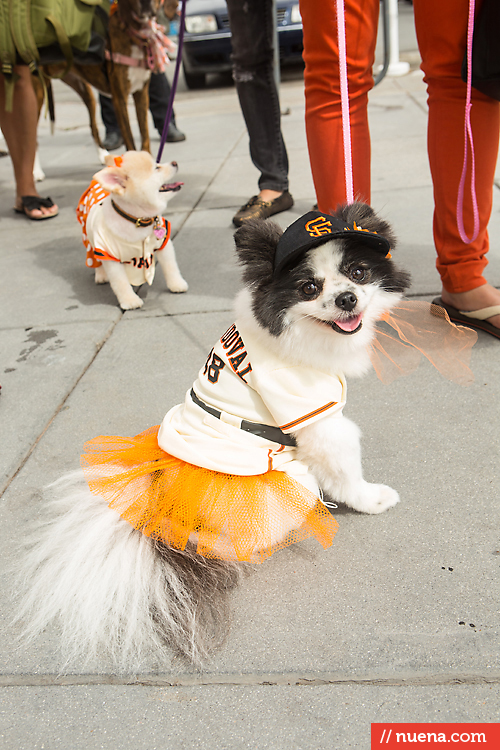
[158,320,346,476]
[77,181,170,286]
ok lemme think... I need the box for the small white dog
[77,150,188,310]
[16,203,412,669]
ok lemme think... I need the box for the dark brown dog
[35,0,164,152]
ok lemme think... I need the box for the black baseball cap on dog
[274,211,392,276]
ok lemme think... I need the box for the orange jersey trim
[279,402,338,431]
[157,219,172,250]
[93,246,120,262]
[78,180,111,268]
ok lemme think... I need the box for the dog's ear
[234,218,282,286]
[93,166,128,195]
[337,202,397,249]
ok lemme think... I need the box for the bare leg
[0,67,58,218]
[258,189,283,202]
[441,284,500,330]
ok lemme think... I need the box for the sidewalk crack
[0,317,120,499]
[0,672,499,688]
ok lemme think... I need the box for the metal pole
[271,0,280,93]
[387,0,410,76]
[374,0,390,85]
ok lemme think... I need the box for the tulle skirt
[81,425,338,563]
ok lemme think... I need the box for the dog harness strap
[104,49,145,68]
[110,199,157,227]
[190,389,297,447]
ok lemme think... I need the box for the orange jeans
[299,0,500,293]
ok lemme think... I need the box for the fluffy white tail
[14,471,243,670]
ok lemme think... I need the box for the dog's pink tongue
[336,315,362,332]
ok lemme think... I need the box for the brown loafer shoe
[232,191,294,227]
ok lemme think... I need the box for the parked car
[182,0,303,89]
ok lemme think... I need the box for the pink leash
[336,0,354,205]
[456,0,479,244]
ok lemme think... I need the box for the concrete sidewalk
[1,18,499,749]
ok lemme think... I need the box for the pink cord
[336,0,354,204]
[338,0,478,235]
[456,0,479,244]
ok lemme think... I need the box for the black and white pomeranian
[15,203,410,670]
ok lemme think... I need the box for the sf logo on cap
[305,216,332,237]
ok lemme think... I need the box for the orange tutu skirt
[81,426,338,563]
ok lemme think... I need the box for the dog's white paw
[119,294,144,310]
[98,147,110,165]
[94,267,108,284]
[168,276,189,294]
[349,482,400,514]
[33,151,46,182]
[33,165,46,182]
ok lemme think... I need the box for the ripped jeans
[225,0,290,193]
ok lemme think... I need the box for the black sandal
[14,195,59,221]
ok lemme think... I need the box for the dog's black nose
[335,292,358,311]
[171,161,178,168]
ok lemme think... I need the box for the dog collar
[274,211,392,276]
[111,199,159,229]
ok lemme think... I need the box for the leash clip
[319,489,338,514]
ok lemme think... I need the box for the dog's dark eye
[300,281,319,298]
[350,267,368,283]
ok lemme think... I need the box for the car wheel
[183,68,206,89]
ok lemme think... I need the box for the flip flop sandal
[14,195,59,221]
[432,297,500,340]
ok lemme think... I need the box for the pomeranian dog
[16,203,410,669]
[77,150,188,310]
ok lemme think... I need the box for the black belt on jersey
[190,389,297,447]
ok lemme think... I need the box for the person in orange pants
[298,0,500,337]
